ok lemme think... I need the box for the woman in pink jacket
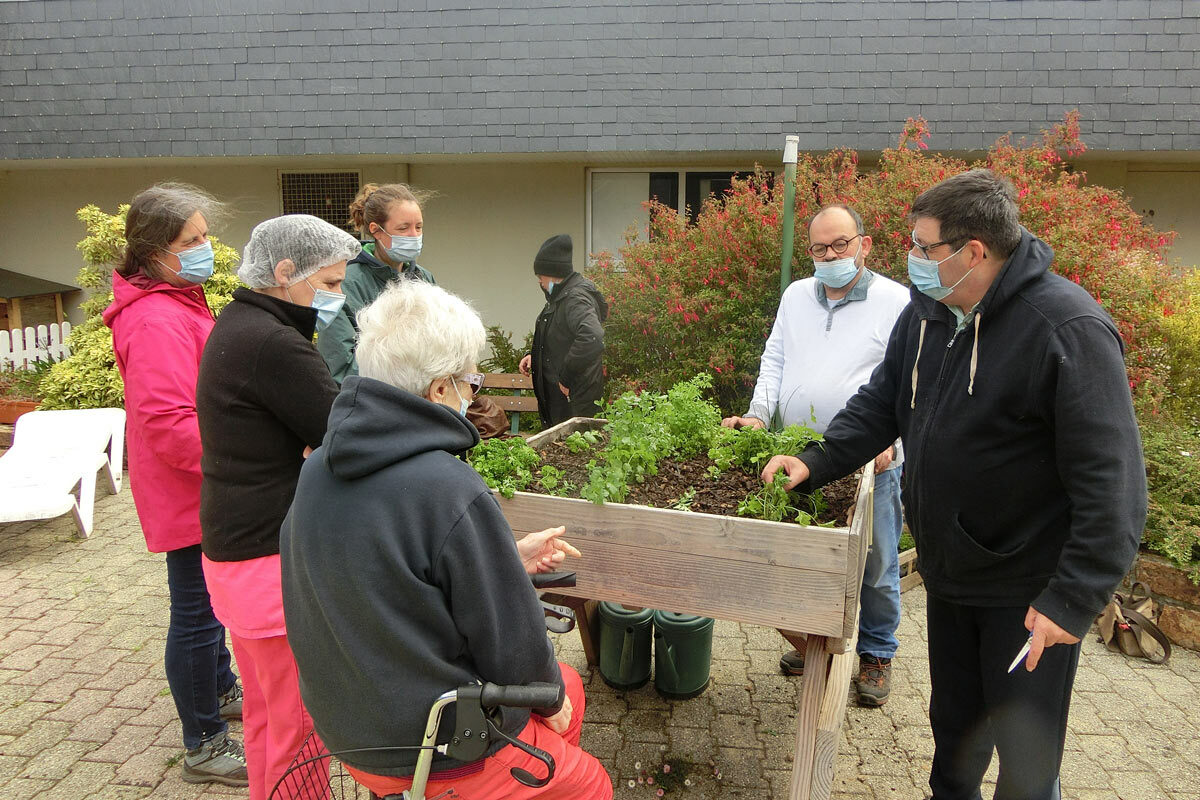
[103,184,247,787]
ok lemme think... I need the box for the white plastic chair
[0,408,126,538]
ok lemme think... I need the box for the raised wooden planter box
[495,416,875,800]
[899,547,922,592]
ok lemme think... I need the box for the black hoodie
[280,376,562,776]
[798,229,1146,638]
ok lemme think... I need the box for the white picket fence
[1,323,72,370]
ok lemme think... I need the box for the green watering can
[652,610,714,699]
[596,602,653,690]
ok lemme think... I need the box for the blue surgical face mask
[813,240,862,289]
[305,279,346,331]
[161,240,214,284]
[376,228,422,264]
[907,244,970,302]
[545,280,557,296]
[450,379,470,417]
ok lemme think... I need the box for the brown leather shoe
[854,655,892,707]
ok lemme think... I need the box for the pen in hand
[1007,633,1034,674]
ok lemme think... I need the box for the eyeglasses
[910,230,957,260]
[808,233,862,258]
[459,373,484,396]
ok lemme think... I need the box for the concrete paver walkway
[1,488,1197,799]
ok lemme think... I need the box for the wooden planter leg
[788,633,831,800]
[811,616,861,800]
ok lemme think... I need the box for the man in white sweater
[723,204,910,706]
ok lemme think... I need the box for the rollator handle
[479,681,564,712]
[530,570,576,589]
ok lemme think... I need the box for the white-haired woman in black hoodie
[281,279,613,800]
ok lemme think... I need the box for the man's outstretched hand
[759,455,810,490]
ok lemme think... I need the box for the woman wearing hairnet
[196,214,361,800]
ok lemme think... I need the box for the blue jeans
[165,545,237,750]
[858,466,902,659]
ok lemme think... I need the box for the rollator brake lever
[539,600,576,633]
[484,716,557,788]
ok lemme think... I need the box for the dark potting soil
[535,436,860,527]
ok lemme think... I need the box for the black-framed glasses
[808,233,862,258]
[910,230,957,260]
[460,372,484,396]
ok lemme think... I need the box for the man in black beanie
[518,234,609,426]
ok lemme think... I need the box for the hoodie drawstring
[968,311,982,396]
[910,318,927,410]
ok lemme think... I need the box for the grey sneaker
[182,730,249,787]
[779,649,805,676]
[854,655,892,707]
[218,682,243,721]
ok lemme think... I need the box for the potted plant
[0,363,46,424]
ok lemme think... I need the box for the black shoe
[854,655,892,707]
[779,649,805,676]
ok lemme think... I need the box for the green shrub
[480,325,534,374]
[0,360,55,402]
[1158,269,1200,425]
[1140,414,1200,583]
[38,204,240,410]
[590,113,1177,414]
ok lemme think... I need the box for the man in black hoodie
[518,234,609,425]
[761,170,1145,800]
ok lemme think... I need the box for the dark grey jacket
[530,271,608,425]
[280,376,561,776]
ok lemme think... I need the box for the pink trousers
[231,632,326,800]
[346,663,613,800]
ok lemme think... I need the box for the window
[587,168,745,261]
[279,171,362,234]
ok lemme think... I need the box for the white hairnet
[238,214,361,288]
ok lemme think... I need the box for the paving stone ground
[1,487,1197,799]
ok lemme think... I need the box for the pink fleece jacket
[103,272,214,552]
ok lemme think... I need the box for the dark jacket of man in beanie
[527,234,608,426]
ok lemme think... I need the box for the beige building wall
[408,162,585,341]
[1080,160,1200,269]
[1,155,1195,338]
[0,160,578,338]
[0,163,281,319]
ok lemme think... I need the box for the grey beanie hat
[238,214,361,288]
[533,234,574,279]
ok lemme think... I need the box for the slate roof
[1,0,1197,160]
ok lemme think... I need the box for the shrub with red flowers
[589,113,1200,578]
[590,112,1188,413]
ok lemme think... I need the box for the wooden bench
[501,416,874,800]
[481,373,538,435]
